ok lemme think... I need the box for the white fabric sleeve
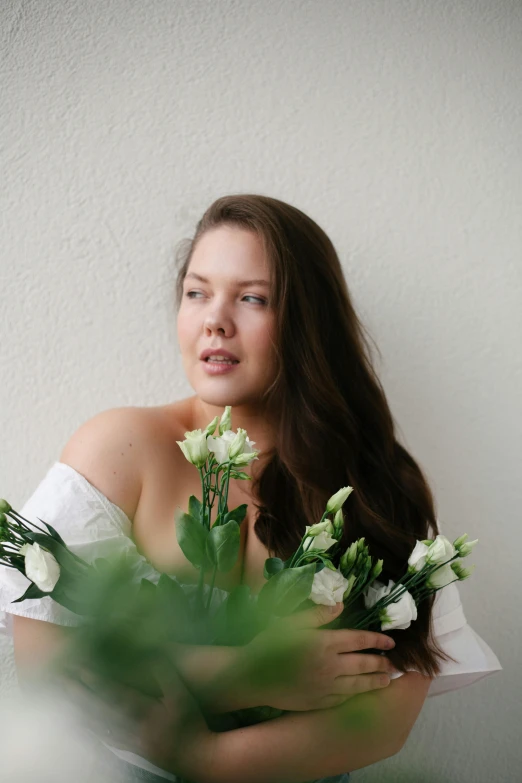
[0,461,160,635]
[388,521,502,696]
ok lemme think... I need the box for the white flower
[426,534,456,565]
[207,429,257,465]
[303,522,337,552]
[408,540,430,572]
[176,429,209,468]
[364,578,418,631]
[426,563,458,589]
[309,566,349,607]
[20,542,60,593]
[326,487,354,514]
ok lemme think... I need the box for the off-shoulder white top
[0,462,502,778]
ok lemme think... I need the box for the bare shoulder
[58,405,159,522]
[58,400,195,521]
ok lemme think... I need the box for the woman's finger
[332,672,392,696]
[327,628,395,654]
[335,652,397,678]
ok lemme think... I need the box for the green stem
[288,511,329,569]
[347,556,462,629]
[222,463,232,512]
[205,565,217,612]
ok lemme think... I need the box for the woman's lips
[201,358,240,375]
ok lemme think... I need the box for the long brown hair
[173,194,455,677]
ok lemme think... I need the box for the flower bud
[408,540,429,573]
[453,533,468,549]
[326,486,354,514]
[204,416,219,437]
[457,539,478,558]
[371,558,383,580]
[357,537,366,554]
[232,450,259,466]
[340,541,358,573]
[333,509,344,540]
[0,499,12,514]
[219,406,232,436]
[343,573,357,600]
[451,560,475,580]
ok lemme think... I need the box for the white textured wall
[1,1,520,780]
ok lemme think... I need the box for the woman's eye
[185,291,266,305]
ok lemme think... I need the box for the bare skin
[131,397,273,595]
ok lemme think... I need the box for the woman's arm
[170,642,260,712]
[200,671,432,783]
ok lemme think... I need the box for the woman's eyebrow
[185,272,270,287]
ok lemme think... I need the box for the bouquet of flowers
[0,406,478,729]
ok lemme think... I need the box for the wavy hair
[173,193,455,677]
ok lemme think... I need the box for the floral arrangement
[0,406,478,729]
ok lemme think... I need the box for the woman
[0,194,501,781]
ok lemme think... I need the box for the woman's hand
[239,601,399,712]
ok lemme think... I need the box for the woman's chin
[191,380,262,410]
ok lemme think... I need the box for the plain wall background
[1,1,520,780]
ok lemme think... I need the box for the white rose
[408,540,430,572]
[364,578,392,610]
[207,429,257,465]
[364,578,418,631]
[426,534,456,565]
[20,542,60,592]
[207,430,235,463]
[303,522,337,553]
[426,563,458,589]
[176,429,209,468]
[309,566,349,607]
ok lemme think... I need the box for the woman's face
[177,225,278,409]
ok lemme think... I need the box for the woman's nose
[204,311,235,338]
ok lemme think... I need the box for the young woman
[0,194,501,782]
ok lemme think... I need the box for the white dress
[0,462,503,778]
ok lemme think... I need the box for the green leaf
[12,582,49,602]
[206,520,240,573]
[188,495,203,525]
[23,532,89,573]
[211,584,258,645]
[175,511,210,569]
[257,563,316,617]
[230,471,252,480]
[36,517,67,547]
[224,504,248,526]
[263,557,285,580]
